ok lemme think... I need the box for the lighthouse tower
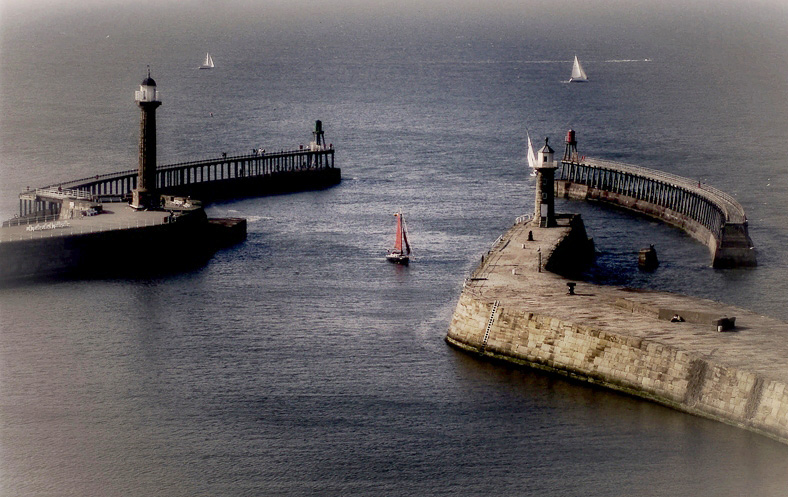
[533,137,558,227]
[131,68,162,210]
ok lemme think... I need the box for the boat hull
[386,253,409,265]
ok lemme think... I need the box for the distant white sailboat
[569,55,588,82]
[526,130,538,177]
[199,53,215,70]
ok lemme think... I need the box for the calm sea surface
[2,4,788,495]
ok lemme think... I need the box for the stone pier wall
[0,211,245,282]
[447,295,788,444]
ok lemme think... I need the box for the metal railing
[31,187,94,201]
[35,146,334,197]
[2,213,62,228]
[579,158,747,224]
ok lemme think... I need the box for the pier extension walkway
[447,215,788,444]
[12,145,338,222]
[557,157,755,268]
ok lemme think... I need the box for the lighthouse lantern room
[135,71,159,103]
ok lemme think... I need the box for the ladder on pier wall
[481,300,500,352]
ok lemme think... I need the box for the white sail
[526,131,538,176]
[570,55,588,82]
[200,53,214,69]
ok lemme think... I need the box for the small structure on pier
[533,138,558,227]
[311,120,326,149]
[131,68,162,210]
[563,129,579,163]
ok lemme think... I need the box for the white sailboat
[569,55,588,82]
[199,53,215,70]
[526,130,538,177]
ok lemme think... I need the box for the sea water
[1,3,788,495]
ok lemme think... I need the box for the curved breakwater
[557,158,756,268]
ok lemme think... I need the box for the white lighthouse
[131,67,162,210]
[533,137,558,227]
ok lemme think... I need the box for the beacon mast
[563,129,579,163]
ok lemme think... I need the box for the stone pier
[446,215,788,444]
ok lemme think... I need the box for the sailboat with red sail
[386,210,411,264]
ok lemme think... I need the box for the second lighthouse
[533,137,558,227]
[131,68,162,210]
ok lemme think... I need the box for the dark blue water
[2,4,788,495]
